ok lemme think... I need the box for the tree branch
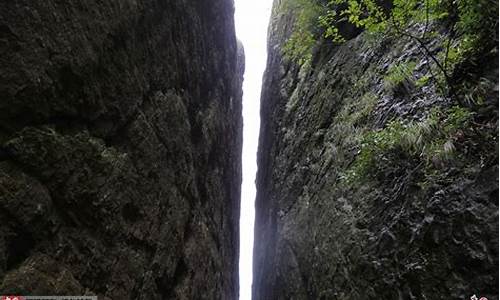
[389,15,461,103]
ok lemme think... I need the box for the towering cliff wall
[254,0,498,299]
[0,1,243,299]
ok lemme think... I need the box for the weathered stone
[0,1,243,299]
[253,1,498,299]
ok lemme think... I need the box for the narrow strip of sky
[234,0,273,299]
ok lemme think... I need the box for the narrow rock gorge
[0,0,243,299]
[254,0,498,299]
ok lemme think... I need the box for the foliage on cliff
[283,0,498,99]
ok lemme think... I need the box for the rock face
[253,1,498,299]
[0,1,243,299]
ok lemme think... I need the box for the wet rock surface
[253,1,498,299]
[0,1,243,299]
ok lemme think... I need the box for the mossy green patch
[281,0,322,64]
[338,92,378,126]
[344,106,472,184]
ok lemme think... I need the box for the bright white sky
[234,0,273,299]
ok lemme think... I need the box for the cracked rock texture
[0,1,243,299]
[253,1,498,299]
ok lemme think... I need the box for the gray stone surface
[0,1,243,299]
[253,1,498,299]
